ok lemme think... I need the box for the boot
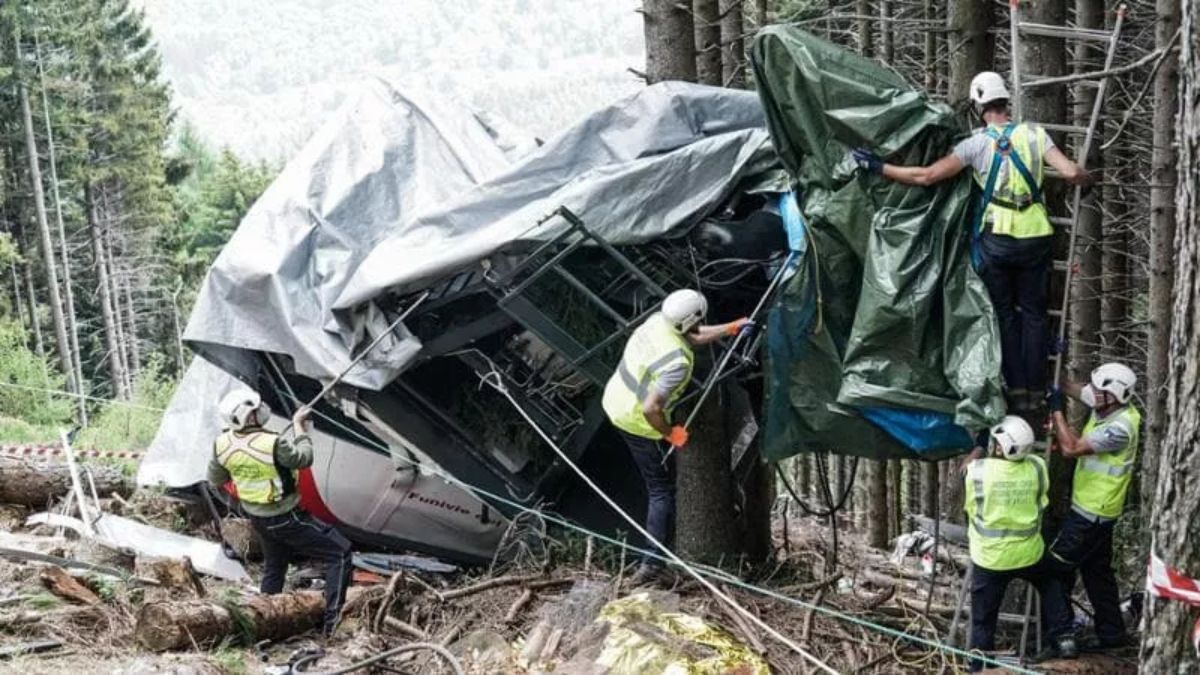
[628,563,663,587]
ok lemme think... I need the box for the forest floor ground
[0,478,1141,674]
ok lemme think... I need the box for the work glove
[726,317,755,337]
[666,425,689,448]
[1045,387,1065,413]
[852,148,883,175]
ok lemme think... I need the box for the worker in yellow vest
[852,72,1092,413]
[601,289,749,584]
[207,389,352,637]
[964,416,1076,671]
[1044,362,1140,649]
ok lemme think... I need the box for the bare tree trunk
[888,458,901,541]
[1068,0,1104,395]
[923,0,936,93]
[856,0,874,56]
[754,0,767,29]
[865,459,888,548]
[99,190,132,397]
[720,0,745,87]
[643,0,698,84]
[1144,0,1183,501]
[675,391,737,563]
[20,241,46,362]
[1140,2,1199,665]
[695,0,721,85]
[947,0,994,100]
[36,35,86,425]
[86,182,128,400]
[122,272,141,378]
[16,32,76,408]
[879,0,894,63]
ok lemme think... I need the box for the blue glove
[737,319,757,338]
[1046,387,1065,413]
[852,148,883,174]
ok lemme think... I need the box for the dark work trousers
[977,232,1051,397]
[621,431,675,567]
[251,509,353,634]
[970,559,1071,672]
[1043,510,1125,643]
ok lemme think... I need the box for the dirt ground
[0,488,1140,674]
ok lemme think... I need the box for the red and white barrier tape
[0,444,144,460]
[1148,550,1200,655]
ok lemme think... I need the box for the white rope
[467,352,839,674]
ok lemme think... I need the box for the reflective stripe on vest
[602,314,694,439]
[964,456,1047,571]
[973,123,1052,239]
[1071,405,1141,521]
[214,429,286,505]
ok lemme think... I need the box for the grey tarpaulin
[182,79,775,392]
[150,80,778,488]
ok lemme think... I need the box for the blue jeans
[978,234,1051,396]
[621,431,675,566]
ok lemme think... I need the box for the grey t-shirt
[953,124,1056,184]
[653,363,689,398]
[1083,409,1135,454]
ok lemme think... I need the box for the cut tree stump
[135,587,366,651]
[40,566,100,605]
[0,458,130,507]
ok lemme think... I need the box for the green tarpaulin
[751,27,1006,462]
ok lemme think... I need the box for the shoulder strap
[1004,124,1043,205]
[970,126,1011,268]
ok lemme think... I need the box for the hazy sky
[135,0,646,162]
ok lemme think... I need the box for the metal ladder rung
[1049,216,1073,227]
[1039,122,1089,135]
[1052,259,1069,272]
[1017,21,1113,42]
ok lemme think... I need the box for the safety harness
[970,122,1044,268]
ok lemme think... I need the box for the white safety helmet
[969,71,1011,108]
[990,415,1036,461]
[218,388,270,431]
[1085,362,1137,406]
[661,289,708,334]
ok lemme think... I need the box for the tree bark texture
[737,457,773,561]
[720,0,745,87]
[0,458,131,507]
[1144,0,1183,502]
[1016,0,1066,126]
[857,0,874,56]
[135,591,326,651]
[16,34,76,404]
[643,0,697,84]
[866,459,889,549]
[694,0,722,85]
[18,235,46,361]
[36,36,85,424]
[947,0,993,100]
[675,389,737,563]
[879,0,894,63]
[1141,1,1199,666]
[1067,0,1105,390]
[86,182,128,400]
[99,196,132,396]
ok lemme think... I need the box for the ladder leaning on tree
[943,3,1130,668]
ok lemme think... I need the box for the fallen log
[135,590,326,651]
[40,566,101,605]
[0,458,130,507]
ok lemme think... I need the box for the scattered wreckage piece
[39,566,101,605]
[25,511,250,582]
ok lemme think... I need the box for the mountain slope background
[135,0,645,161]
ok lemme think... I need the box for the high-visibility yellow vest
[214,429,289,505]
[964,455,1048,571]
[1071,405,1141,522]
[601,313,694,439]
[973,123,1052,239]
